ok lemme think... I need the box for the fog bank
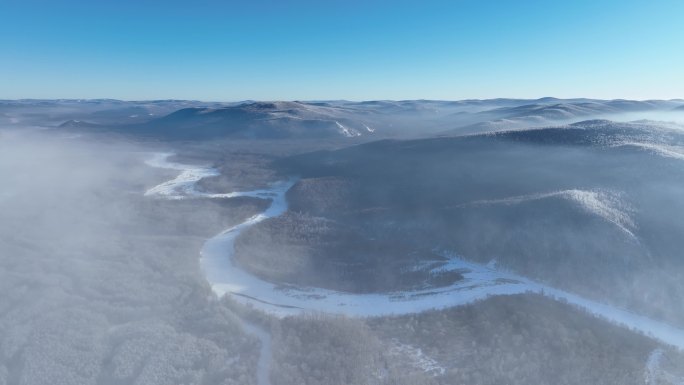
[0,131,265,385]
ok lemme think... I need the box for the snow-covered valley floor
[144,152,684,351]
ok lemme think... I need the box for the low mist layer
[0,132,268,385]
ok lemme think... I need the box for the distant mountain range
[116,101,379,140]
[2,97,683,140]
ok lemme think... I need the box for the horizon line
[2,96,684,103]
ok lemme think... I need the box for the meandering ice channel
[144,152,684,351]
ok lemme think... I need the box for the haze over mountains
[3,97,683,140]
[3,97,684,385]
[5,0,684,382]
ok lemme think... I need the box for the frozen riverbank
[144,152,684,351]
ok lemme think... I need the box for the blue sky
[1,0,683,100]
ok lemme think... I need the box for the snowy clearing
[459,188,637,239]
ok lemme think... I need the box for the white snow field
[145,153,684,350]
[616,142,684,161]
[460,188,637,239]
[388,339,446,376]
[644,348,684,384]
